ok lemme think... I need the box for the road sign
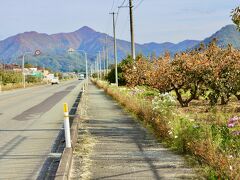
[34,50,41,56]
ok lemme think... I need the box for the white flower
[174,136,178,139]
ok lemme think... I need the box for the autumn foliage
[123,42,240,107]
[232,6,240,30]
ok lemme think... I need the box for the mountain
[201,25,240,48]
[0,26,199,60]
[0,24,239,71]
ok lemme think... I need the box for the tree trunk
[220,94,230,105]
[174,84,198,108]
[174,88,189,107]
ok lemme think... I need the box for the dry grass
[71,122,97,180]
[92,79,240,179]
[71,87,96,180]
[1,82,48,91]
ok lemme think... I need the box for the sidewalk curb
[55,83,87,180]
[55,148,73,180]
[55,117,80,180]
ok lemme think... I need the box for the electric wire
[134,0,144,10]
[116,0,127,24]
[111,0,115,11]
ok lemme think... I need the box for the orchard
[122,41,240,107]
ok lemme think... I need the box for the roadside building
[0,64,22,71]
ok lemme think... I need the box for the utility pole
[106,47,109,75]
[84,52,88,82]
[110,12,118,86]
[105,36,109,75]
[96,55,100,80]
[22,55,26,88]
[94,60,96,75]
[90,64,93,77]
[98,51,102,79]
[102,48,106,77]
[129,0,136,60]
[94,60,96,77]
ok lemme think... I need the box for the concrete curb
[70,115,80,149]
[55,148,73,180]
[55,83,87,180]
[55,116,80,180]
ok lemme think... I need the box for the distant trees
[26,75,41,83]
[0,70,22,85]
[122,42,240,107]
[106,56,134,86]
[24,63,35,68]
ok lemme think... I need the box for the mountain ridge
[0,24,239,71]
[0,26,201,59]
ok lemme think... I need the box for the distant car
[51,77,59,85]
[78,74,85,80]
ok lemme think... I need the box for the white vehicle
[78,74,85,80]
[51,77,59,85]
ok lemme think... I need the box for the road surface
[0,80,83,179]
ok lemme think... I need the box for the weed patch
[92,79,240,179]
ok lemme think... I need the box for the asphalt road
[0,79,83,179]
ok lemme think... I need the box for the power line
[119,12,130,38]
[104,0,118,59]
[111,0,115,11]
[119,0,127,9]
[113,0,136,59]
[114,0,121,11]
[134,0,145,10]
[116,0,127,23]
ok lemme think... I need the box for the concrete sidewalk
[70,83,198,179]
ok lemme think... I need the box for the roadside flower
[232,131,240,136]
[152,93,176,114]
[228,116,239,124]
[128,87,144,96]
[193,125,200,129]
[228,123,235,128]
[227,116,240,136]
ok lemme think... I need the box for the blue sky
[0,0,238,43]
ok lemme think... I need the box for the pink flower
[228,116,240,124]
[232,131,240,136]
[228,123,235,128]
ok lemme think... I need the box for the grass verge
[1,82,48,91]
[92,79,240,179]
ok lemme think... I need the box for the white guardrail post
[63,103,71,148]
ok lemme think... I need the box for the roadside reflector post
[63,103,71,148]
